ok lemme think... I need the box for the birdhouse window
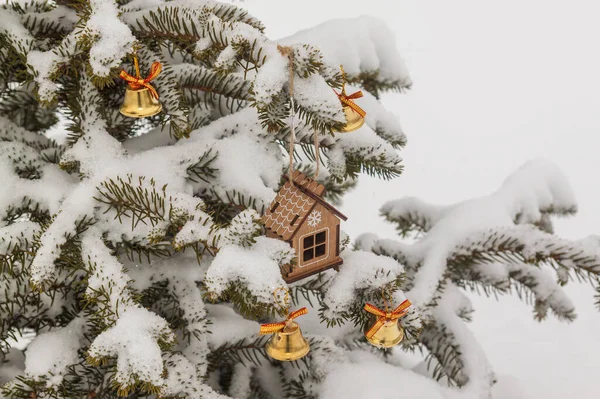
[301,229,328,264]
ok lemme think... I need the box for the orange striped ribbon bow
[364,299,412,339]
[119,59,162,99]
[335,89,367,118]
[259,307,308,334]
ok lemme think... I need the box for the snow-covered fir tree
[0,1,598,398]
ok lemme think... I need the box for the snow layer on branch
[377,159,580,307]
[322,250,404,316]
[88,307,174,388]
[499,159,577,221]
[205,237,294,302]
[0,8,34,50]
[293,73,345,123]
[82,227,136,314]
[329,115,402,178]
[432,287,494,398]
[360,86,407,145]
[181,108,283,208]
[320,350,463,399]
[24,317,85,387]
[26,31,79,102]
[0,159,73,228]
[381,196,444,232]
[210,128,283,207]
[161,354,230,399]
[0,221,38,253]
[86,0,136,76]
[281,16,412,87]
[205,304,260,348]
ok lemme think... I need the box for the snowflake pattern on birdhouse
[263,171,347,283]
[307,210,322,227]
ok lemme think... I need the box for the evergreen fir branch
[0,234,35,275]
[0,115,60,153]
[22,8,74,41]
[207,336,270,373]
[374,125,407,149]
[448,227,600,284]
[209,3,265,32]
[346,69,412,99]
[94,175,167,229]
[0,89,59,133]
[289,273,330,308]
[420,322,467,386]
[176,62,251,116]
[281,370,317,399]
[344,151,404,181]
[209,280,283,321]
[198,188,265,222]
[5,197,52,225]
[199,195,245,226]
[249,372,274,399]
[111,238,172,264]
[379,199,437,238]
[186,149,218,184]
[318,269,404,329]
[255,89,288,133]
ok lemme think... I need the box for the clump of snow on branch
[205,237,294,302]
[281,16,412,88]
[376,159,582,307]
[205,304,260,348]
[319,350,464,399]
[219,209,262,247]
[87,307,175,389]
[24,318,85,387]
[85,0,136,76]
[82,227,136,316]
[322,250,404,316]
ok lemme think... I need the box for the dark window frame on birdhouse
[300,228,328,264]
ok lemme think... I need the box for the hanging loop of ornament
[119,56,162,100]
[363,298,411,340]
[259,307,308,335]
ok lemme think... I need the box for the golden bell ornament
[119,56,163,118]
[260,304,310,362]
[120,87,162,118]
[333,65,366,133]
[364,317,404,348]
[265,321,310,361]
[339,99,365,132]
[363,299,412,349]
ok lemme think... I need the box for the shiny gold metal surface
[338,103,365,132]
[119,87,162,118]
[265,321,310,361]
[365,319,404,348]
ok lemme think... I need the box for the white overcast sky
[242,1,600,397]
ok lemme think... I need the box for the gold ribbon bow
[119,57,162,99]
[364,299,412,339]
[259,307,308,335]
[335,88,367,118]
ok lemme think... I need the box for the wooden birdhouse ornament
[263,171,347,283]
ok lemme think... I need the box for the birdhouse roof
[263,171,347,241]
